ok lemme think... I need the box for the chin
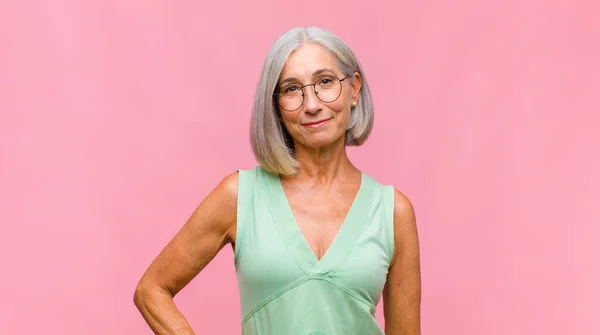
[301,132,345,149]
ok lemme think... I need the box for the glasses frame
[273,75,350,112]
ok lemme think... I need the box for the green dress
[235,167,395,335]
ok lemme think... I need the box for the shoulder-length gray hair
[250,26,374,176]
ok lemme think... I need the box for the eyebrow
[278,68,336,86]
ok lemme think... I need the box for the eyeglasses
[274,75,349,112]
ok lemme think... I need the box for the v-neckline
[264,171,373,274]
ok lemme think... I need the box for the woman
[134,26,421,335]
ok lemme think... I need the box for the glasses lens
[277,85,303,111]
[315,76,342,103]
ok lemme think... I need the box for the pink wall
[1,0,598,334]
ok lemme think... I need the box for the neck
[288,136,358,184]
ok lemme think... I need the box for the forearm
[134,288,196,335]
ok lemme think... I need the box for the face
[276,43,362,150]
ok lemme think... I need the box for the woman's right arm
[133,172,239,334]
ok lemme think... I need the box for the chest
[282,184,359,260]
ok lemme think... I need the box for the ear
[351,71,362,101]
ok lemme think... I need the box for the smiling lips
[303,118,331,128]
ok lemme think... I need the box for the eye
[316,76,337,89]
[282,85,300,94]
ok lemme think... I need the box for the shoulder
[214,166,265,201]
[392,189,416,222]
[390,188,419,264]
[364,174,414,217]
[364,174,416,230]
[194,171,239,227]
[213,171,240,201]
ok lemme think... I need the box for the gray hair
[250,26,374,176]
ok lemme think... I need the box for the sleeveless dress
[235,167,395,335]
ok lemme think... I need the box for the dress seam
[241,274,375,325]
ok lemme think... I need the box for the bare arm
[133,172,239,334]
[383,189,422,335]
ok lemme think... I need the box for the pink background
[1,0,598,334]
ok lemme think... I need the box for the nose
[302,85,321,114]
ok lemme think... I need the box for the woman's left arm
[383,189,422,335]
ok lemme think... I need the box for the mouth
[302,118,331,128]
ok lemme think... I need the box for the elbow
[133,284,148,309]
[133,280,157,309]
[133,281,172,309]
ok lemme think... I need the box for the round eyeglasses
[274,75,349,112]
